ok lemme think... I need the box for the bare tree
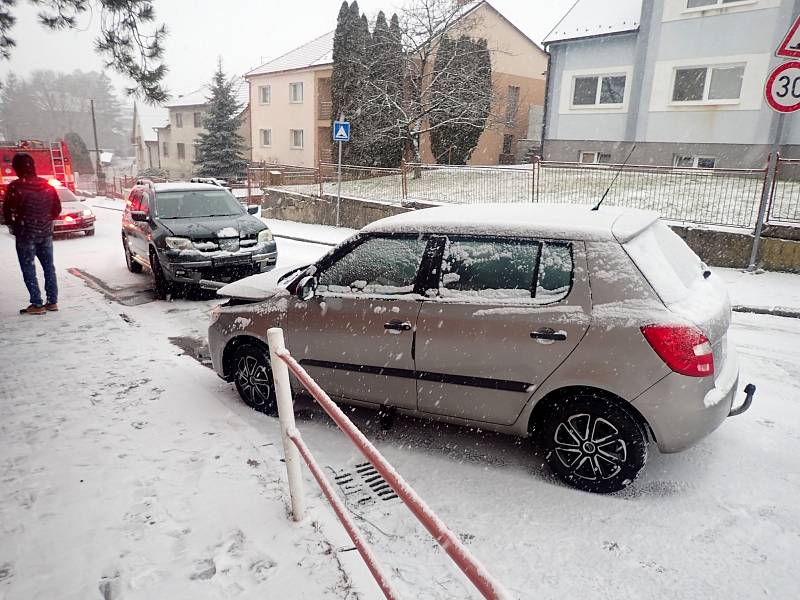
[357,0,496,164]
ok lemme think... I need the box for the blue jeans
[15,236,58,307]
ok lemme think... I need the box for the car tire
[232,343,277,415]
[123,235,143,273]
[150,249,171,299]
[85,228,95,236]
[540,393,648,494]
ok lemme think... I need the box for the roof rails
[135,178,155,188]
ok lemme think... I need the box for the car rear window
[623,222,703,305]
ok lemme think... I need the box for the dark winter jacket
[3,177,61,239]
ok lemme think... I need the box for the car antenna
[591,144,637,211]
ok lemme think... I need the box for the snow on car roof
[151,182,226,192]
[362,203,659,243]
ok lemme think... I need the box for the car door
[415,236,591,426]
[288,234,433,410]
[124,189,147,259]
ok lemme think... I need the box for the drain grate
[331,462,400,511]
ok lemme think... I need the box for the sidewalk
[717,267,800,318]
[0,234,379,599]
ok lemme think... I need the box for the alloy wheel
[552,413,628,481]
[235,355,273,408]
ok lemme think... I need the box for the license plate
[212,255,251,267]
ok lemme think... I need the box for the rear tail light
[641,324,714,377]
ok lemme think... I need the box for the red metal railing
[266,327,511,600]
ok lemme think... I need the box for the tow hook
[729,383,756,417]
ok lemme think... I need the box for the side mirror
[131,211,148,222]
[247,205,260,216]
[296,275,318,302]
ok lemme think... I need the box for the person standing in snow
[3,153,62,315]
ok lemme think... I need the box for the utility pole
[90,99,106,196]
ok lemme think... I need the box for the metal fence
[768,157,800,224]
[258,156,800,230]
[532,160,769,229]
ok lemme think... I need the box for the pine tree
[331,1,370,165]
[194,60,247,179]
[430,36,492,165]
[64,131,94,174]
[365,11,404,167]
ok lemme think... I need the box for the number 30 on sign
[765,61,800,113]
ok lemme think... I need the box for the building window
[579,151,612,164]
[259,85,271,104]
[687,0,742,8]
[290,82,304,104]
[674,155,716,169]
[505,86,520,125]
[260,128,272,147]
[194,145,203,162]
[177,143,185,161]
[162,142,168,158]
[672,65,744,102]
[175,112,183,128]
[572,75,626,106]
[290,129,304,149]
[193,112,203,128]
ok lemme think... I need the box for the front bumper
[163,250,278,285]
[54,216,95,233]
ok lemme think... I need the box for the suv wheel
[123,235,142,273]
[150,249,171,299]
[540,394,647,494]
[232,343,277,415]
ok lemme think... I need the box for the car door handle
[530,328,567,342]
[384,320,412,333]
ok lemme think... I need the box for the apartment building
[543,0,799,168]
[147,80,251,178]
[245,1,547,166]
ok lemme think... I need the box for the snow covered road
[2,200,799,599]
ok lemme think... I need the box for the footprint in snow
[0,562,13,582]
[189,558,216,581]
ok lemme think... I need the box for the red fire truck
[0,139,75,224]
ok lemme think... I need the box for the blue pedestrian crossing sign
[333,121,351,142]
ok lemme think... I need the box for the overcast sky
[2,0,576,105]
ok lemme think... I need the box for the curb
[732,305,800,319]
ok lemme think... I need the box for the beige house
[245,1,547,167]
[246,32,335,168]
[151,80,251,179]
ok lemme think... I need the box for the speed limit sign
[765,61,800,113]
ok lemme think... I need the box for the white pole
[336,140,343,227]
[267,327,305,521]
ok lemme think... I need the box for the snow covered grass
[3,207,800,598]
[276,165,800,229]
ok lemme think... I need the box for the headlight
[82,209,93,217]
[258,229,274,243]
[165,236,193,250]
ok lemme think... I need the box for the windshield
[56,188,78,203]
[154,190,244,219]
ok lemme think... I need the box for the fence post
[748,152,779,271]
[267,327,306,521]
[400,159,408,200]
[531,155,539,203]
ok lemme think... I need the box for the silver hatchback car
[208,204,754,493]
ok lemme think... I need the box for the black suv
[122,181,277,298]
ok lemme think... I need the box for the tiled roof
[544,0,642,44]
[246,31,334,77]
